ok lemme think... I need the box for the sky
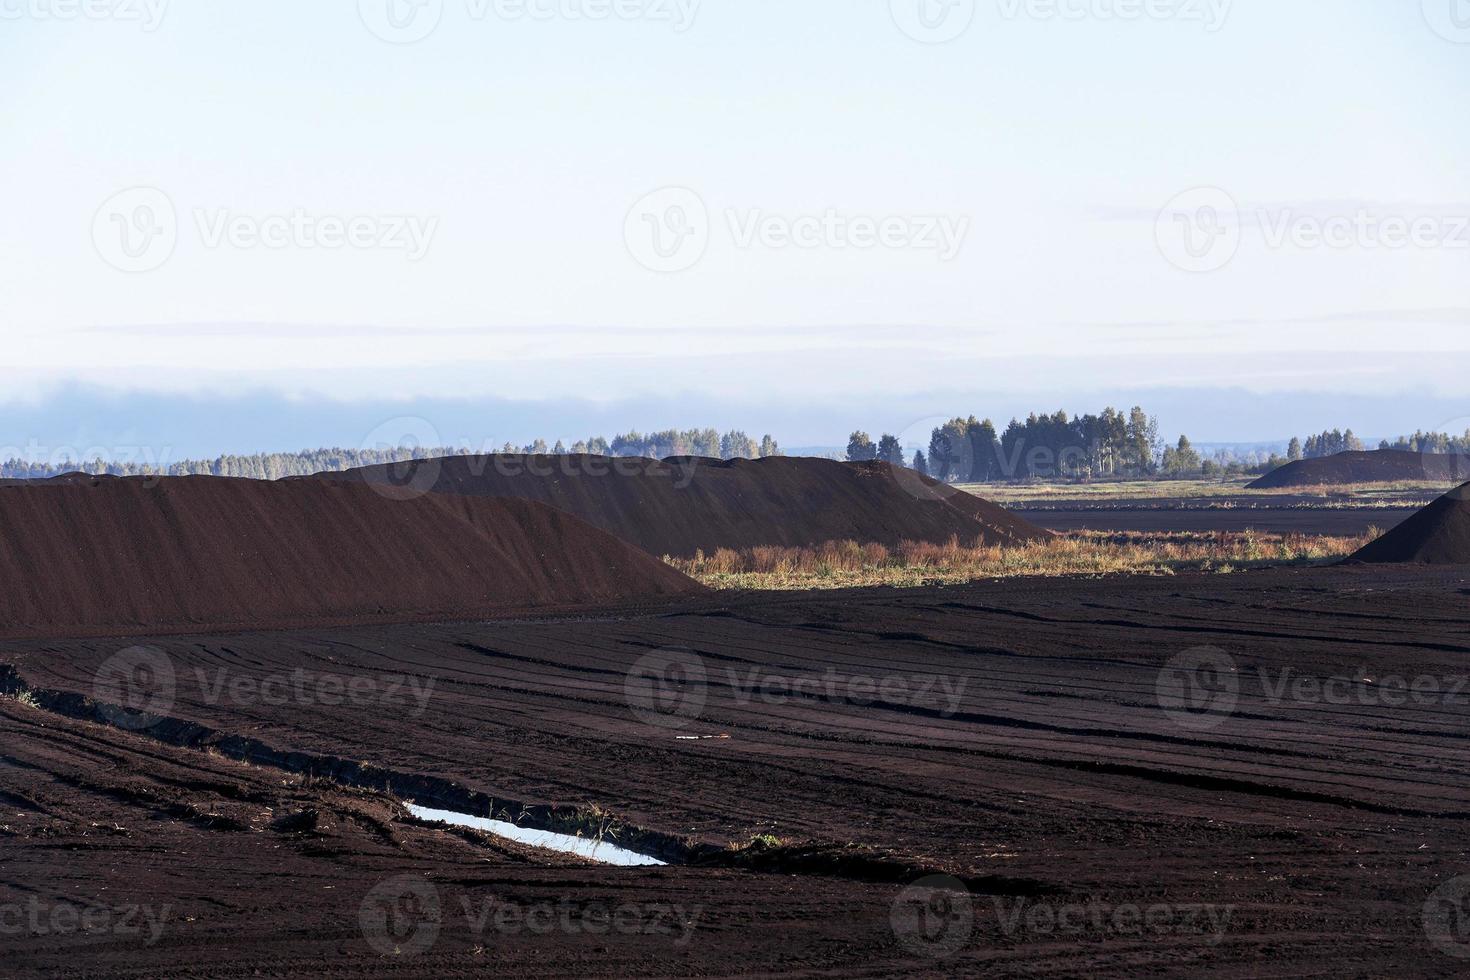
[2,0,1468,454]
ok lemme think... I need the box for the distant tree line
[0,447,434,482]
[0,428,783,481]
[847,407,1184,482]
[1282,429,1366,461]
[1376,429,1470,455]
[1258,428,1470,474]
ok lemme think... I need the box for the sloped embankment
[0,475,703,636]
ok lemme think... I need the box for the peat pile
[1350,483,1470,564]
[321,454,1049,557]
[0,476,701,637]
[1248,450,1470,489]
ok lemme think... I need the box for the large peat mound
[321,455,1049,557]
[0,476,701,636]
[1350,482,1470,564]
[1248,450,1470,489]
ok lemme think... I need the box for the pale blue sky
[2,1,1467,446]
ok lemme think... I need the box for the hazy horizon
[4,1,1467,454]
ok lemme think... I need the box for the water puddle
[404,803,667,867]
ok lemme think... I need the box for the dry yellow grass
[667,529,1376,591]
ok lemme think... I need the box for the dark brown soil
[1352,483,1470,564]
[1247,450,1470,489]
[0,476,701,638]
[6,565,1470,976]
[0,698,897,979]
[317,455,1048,557]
